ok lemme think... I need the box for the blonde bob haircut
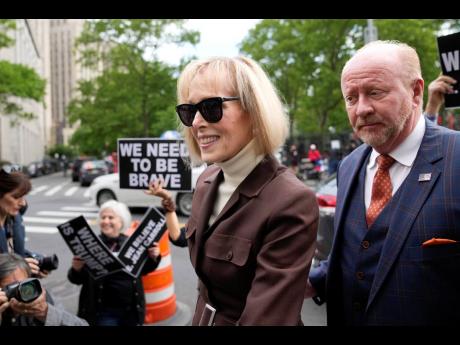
[177,56,289,164]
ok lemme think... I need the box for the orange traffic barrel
[125,222,177,324]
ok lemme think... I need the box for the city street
[23,172,326,326]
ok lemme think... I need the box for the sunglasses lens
[176,98,225,126]
[176,104,196,127]
[198,98,222,123]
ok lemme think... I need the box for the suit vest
[339,155,405,325]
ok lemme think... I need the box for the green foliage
[0,19,16,48]
[68,19,198,155]
[240,19,460,144]
[241,19,364,142]
[47,144,77,159]
[0,20,46,123]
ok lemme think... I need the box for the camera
[4,278,42,303]
[27,252,59,272]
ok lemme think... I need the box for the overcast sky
[156,19,261,65]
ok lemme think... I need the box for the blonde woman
[170,56,318,325]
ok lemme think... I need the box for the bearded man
[306,40,460,326]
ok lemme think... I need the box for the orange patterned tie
[366,154,395,228]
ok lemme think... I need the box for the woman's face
[99,208,123,238]
[188,70,254,164]
[0,189,27,217]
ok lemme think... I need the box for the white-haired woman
[67,200,161,326]
[170,56,319,325]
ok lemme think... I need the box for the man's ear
[412,78,425,109]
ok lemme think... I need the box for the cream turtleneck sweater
[209,139,264,225]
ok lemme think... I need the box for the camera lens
[40,254,59,271]
[19,283,37,302]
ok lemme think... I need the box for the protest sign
[57,216,125,279]
[117,207,167,277]
[437,31,460,108]
[118,138,192,191]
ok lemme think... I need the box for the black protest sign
[437,31,460,108]
[118,138,192,191]
[117,207,167,277]
[57,216,125,280]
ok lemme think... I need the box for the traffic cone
[142,231,177,324]
[125,222,177,324]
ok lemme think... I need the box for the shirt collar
[216,138,264,186]
[369,115,425,169]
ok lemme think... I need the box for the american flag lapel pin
[418,173,432,182]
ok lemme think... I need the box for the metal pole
[364,19,378,44]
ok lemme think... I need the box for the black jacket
[67,233,160,325]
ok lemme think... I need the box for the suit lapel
[331,145,371,266]
[198,156,280,239]
[194,168,223,260]
[205,155,279,235]
[367,120,443,311]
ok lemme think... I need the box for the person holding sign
[424,74,457,123]
[0,165,48,278]
[307,40,460,325]
[67,200,161,326]
[175,56,319,325]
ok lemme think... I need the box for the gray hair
[0,253,31,283]
[98,200,132,233]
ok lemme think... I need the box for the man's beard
[354,103,412,148]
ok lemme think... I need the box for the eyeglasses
[176,97,240,127]
[1,164,22,174]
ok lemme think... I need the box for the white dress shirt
[365,116,426,210]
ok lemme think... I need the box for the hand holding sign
[71,256,85,272]
[58,208,167,279]
[147,242,161,260]
[437,32,460,108]
[426,75,458,115]
[57,217,125,279]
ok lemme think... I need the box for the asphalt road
[22,172,326,326]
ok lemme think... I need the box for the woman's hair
[0,253,32,283]
[177,56,289,164]
[98,200,132,233]
[0,171,32,199]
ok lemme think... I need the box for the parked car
[26,161,45,177]
[312,173,337,267]
[80,160,109,186]
[71,156,96,182]
[87,164,207,217]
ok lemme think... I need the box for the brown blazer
[186,155,318,325]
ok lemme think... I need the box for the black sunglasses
[176,97,240,127]
[1,164,22,174]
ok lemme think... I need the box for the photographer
[0,165,50,278]
[0,253,88,326]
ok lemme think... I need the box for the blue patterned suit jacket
[311,118,460,325]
